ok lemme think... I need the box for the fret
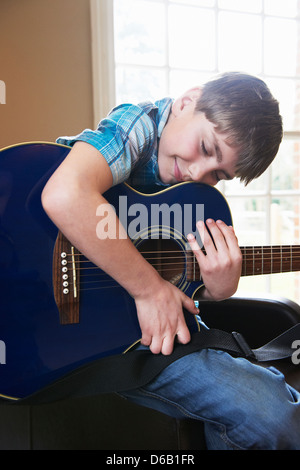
[248,247,264,276]
[243,247,247,277]
[270,245,273,274]
[257,247,262,274]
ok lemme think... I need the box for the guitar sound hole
[138,239,184,285]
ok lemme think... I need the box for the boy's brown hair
[195,72,283,185]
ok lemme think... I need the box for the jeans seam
[137,387,244,450]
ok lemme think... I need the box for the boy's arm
[42,141,198,355]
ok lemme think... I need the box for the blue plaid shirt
[56,97,173,188]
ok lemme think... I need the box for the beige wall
[0,0,94,149]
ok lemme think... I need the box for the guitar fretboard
[240,245,300,277]
[186,245,300,281]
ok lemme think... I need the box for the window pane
[265,78,298,132]
[271,139,299,191]
[270,196,299,244]
[238,275,270,297]
[264,18,298,76]
[269,195,300,304]
[168,5,215,70]
[226,196,268,245]
[114,0,166,66]
[270,272,300,304]
[115,66,167,103]
[222,171,268,195]
[218,0,262,14]
[169,70,212,97]
[171,0,215,6]
[218,12,262,74]
[264,0,298,18]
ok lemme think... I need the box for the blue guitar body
[0,143,232,400]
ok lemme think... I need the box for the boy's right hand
[134,279,199,355]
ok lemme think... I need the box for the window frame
[90,0,116,128]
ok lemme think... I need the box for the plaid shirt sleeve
[56,100,171,187]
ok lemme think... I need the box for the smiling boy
[41,72,300,449]
[157,88,238,186]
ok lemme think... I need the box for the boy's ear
[172,87,202,116]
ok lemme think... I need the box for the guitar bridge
[53,231,80,324]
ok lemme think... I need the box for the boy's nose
[188,163,206,182]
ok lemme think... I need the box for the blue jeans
[121,344,300,449]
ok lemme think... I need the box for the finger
[149,335,163,355]
[161,322,191,355]
[176,326,191,346]
[161,335,175,356]
[140,332,151,347]
[202,219,227,250]
[176,296,196,345]
[206,220,240,258]
[140,320,153,347]
[182,294,199,315]
[202,219,238,255]
[189,221,216,263]
[187,232,205,263]
[215,220,240,251]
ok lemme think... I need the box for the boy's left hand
[187,219,242,301]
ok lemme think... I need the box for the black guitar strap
[5,322,300,406]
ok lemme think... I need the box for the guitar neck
[186,245,300,281]
[240,245,300,277]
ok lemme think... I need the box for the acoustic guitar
[0,143,299,400]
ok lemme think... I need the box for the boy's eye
[201,141,209,156]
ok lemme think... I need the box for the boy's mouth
[174,158,183,182]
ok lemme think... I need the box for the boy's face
[158,89,238,186]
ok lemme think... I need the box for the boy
[42,72,300,449]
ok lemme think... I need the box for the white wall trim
[90,0,116,128]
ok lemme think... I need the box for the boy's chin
[157,171,170,185]
[161,175,175,185]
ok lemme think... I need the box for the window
[91,0,300,304]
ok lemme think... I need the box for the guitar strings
[62,255,300,269]
[61,248,300,271]
[62,250,300,268]
[66,247,300,258]
[59,248,300,292]
[68,246,300,256]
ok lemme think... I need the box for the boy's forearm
[91,207,163,298]
[42,187,162,300]
[40,141,164,299]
